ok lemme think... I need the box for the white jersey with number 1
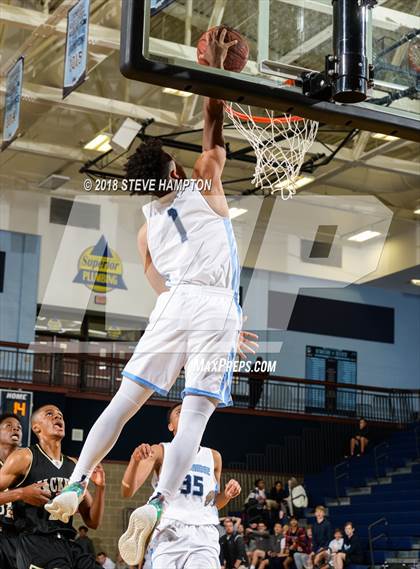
[122,186,242,408]
[143,185,240,294]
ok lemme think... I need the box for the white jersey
[143,187,240,295]
[152,443,219,526]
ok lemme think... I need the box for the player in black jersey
[0,405,105,569]
[0,412,24,569]
[0,412,53,569]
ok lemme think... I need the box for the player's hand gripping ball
[197,25,249,71]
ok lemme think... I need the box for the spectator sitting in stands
[96,552,115,569]
[245,521,259,558]
[286,477,308,520]
[294,525,313,569]
[317,528,344,569]
[76,525,95,557]
[247,520,271,569]
[349,418,369,457]
[219,515,242,537]
[220,518,248,569]
[259,522,287,569]
[246,478,269,523]
[268,480,287,511]
[284,517,306,569]
[276,509,290,529]
[334,522,363,569]
[311,506,332,568]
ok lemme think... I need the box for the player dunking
[121,402,241,569]
[45,29,258,565]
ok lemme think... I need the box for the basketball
[196,26,249,72]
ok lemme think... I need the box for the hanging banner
[1,57,24,152]
[63,0,90,99]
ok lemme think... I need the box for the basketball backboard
[121,0,420,141]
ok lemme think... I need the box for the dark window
[0,251,5,292]
[268,291,394,343]
[50,198,100,229]
[300,224,342,267]
[309,225,338,259]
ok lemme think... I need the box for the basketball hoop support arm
[327,0,376,103]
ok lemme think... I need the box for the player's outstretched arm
[212,449,241,510]
[78,464,106,530]
[137,223,168,295]
[0,448,51,506]
[121,443,163,498]
[193,29,238,217]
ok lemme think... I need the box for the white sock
[70,378,152,483]
[155,395,217,501]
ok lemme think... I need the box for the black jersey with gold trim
[0,459,16,533]
[12,444,76,537]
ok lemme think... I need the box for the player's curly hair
[124,138,172,182]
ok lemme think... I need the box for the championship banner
[1,57,24,152]
[63,0,90,99]
[0,389,33,446]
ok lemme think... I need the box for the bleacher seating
[305,423,420,568]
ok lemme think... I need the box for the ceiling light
[410,279,420,287]
[84,133,112,151]
[348,230,381,243]
[414,208,420,215]
[163,87,193,97]
[371,133,399,142]
[272,175,315,192]
[229,207,248,219]
[97,141,112,152]
[88,329,107,336]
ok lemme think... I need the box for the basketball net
[224,103,318,199]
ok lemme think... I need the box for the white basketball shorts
[144,519,220,569]
[122,284,242,407]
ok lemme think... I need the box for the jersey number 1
[168,208,188,243]
[180,474,204,497]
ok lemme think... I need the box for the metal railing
[368,517,388,568]
[373,442,389,480]
[0,344,419,424]
[415,425,420,459]
[334,460,350,503]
